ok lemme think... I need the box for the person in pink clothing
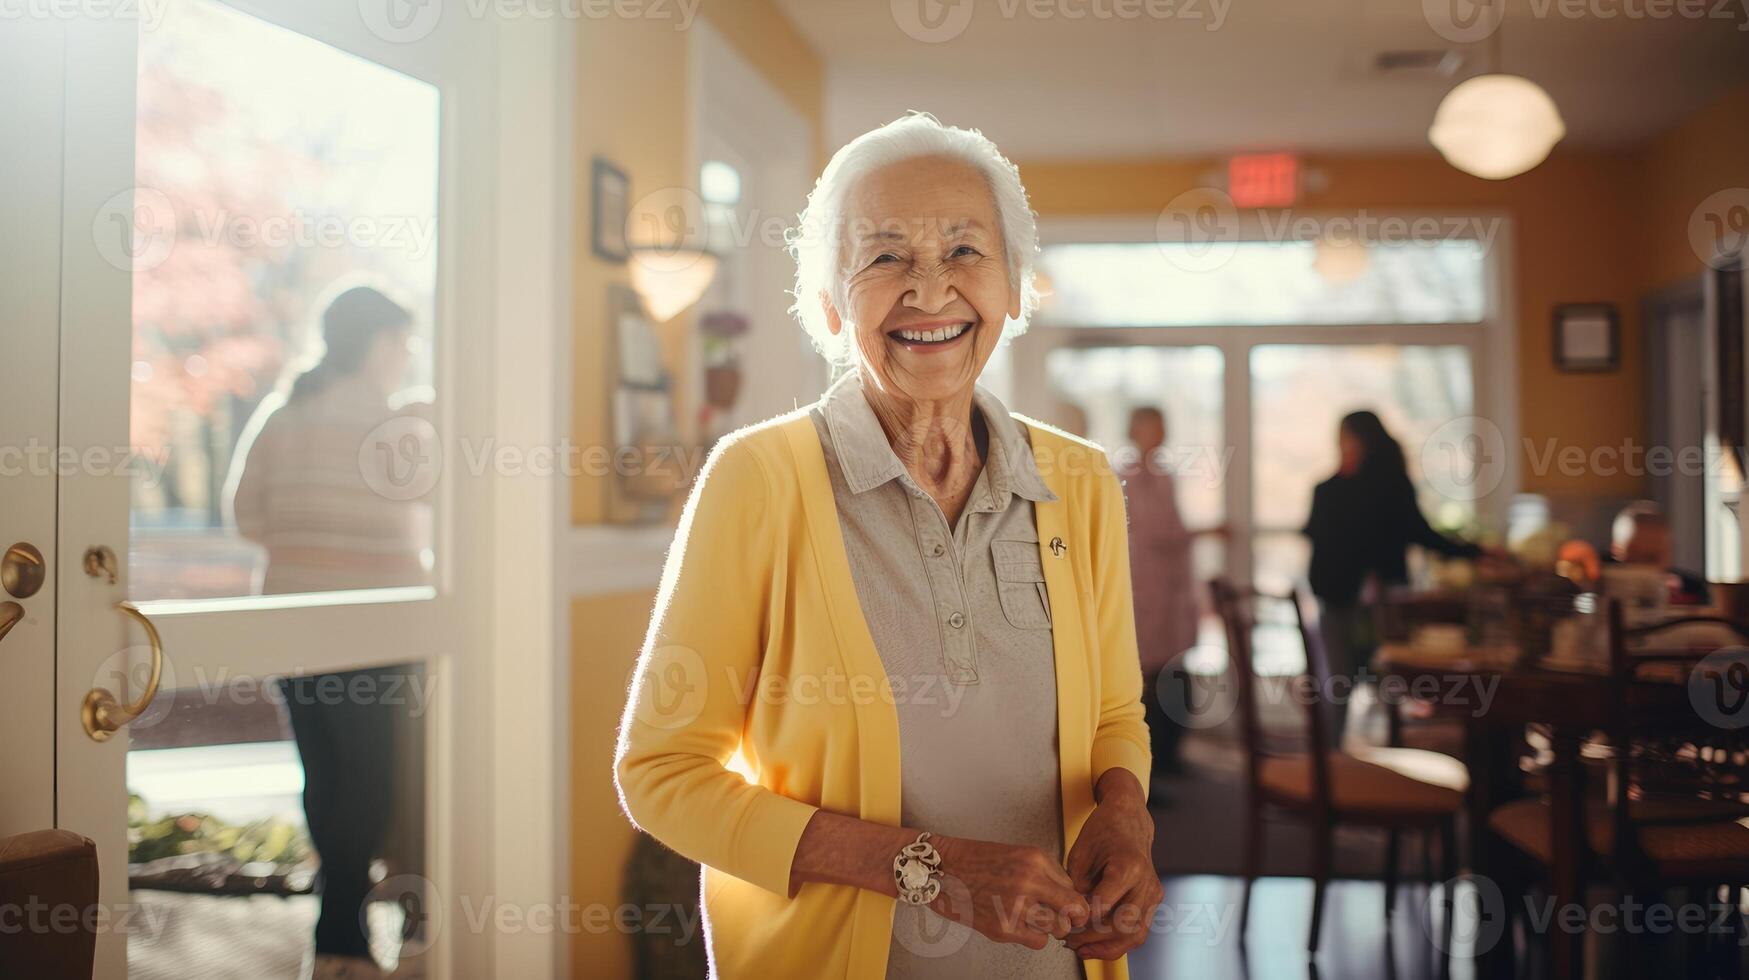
[1120,406,1218,779]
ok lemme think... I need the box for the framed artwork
[591,157,630,263]
[604,285,681,522]
[1552,303,1619,372]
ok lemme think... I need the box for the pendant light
[1428,5,1565,180]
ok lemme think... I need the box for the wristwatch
[892,832,943,906]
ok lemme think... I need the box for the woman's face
[826,155,1018,405]
[1338,425,1365,476]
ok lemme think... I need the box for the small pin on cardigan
[1049,536,1066,558]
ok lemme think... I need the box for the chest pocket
[991,539,1052,631]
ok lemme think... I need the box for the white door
[4,4,511,977]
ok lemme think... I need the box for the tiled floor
[1126,875,1471,980]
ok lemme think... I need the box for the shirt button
[948,612,966,629]
[930,543,945,557]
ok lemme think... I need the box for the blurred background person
[1608,500,1710,605]
[1303,410,1484,748]
[1121,405,1223,783]
[225,282,434,980]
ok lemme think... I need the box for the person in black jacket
[1303,410,1482,747]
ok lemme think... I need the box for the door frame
[1011,212,1520,589]
[39,9,570,978]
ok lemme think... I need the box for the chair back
[1210,578,1335,813]
[1600,599,1749,876]
[0,829,98,978]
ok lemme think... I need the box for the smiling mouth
[888,321,973,348]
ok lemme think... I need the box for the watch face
[899,859,932,891]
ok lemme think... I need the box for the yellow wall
[568,4,821,977]
[1633,82,1749,291]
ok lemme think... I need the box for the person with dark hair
[1303,410,1483,748]
[225,282,433,980]
[227,282,433,595]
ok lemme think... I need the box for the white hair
[785,112,1041,364]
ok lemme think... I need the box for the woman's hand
[928,835,1091,950]
[1063,770,1162,960]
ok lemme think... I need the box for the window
[1034,240,1486,328]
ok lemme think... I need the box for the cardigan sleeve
[614,439,820,897]
[1088,466,1154,800]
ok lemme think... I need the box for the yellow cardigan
[615,409,1151,980]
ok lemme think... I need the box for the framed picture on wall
[1552,302,1619,372]
[591,157,630,263]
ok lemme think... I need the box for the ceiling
[774,0,1749,160]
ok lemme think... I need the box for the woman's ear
[821,289,843,337]
[1007,269,1024,322]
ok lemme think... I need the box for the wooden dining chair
[1486,601,1749,974]
[1211,577,1468,955]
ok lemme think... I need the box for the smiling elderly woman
[615,113,1159,980]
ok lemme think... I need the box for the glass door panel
[1044,345,1228,673]
[129,0,441,603]
[1249,344,1476,673]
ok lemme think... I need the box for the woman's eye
[870,253,899,265]
[951,245,980,258]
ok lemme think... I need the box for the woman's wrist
[789,809,924,899]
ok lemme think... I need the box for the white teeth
[896,322,970,343]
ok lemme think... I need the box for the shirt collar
[817,369,1058,505]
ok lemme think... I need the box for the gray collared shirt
[809,370,1082,980]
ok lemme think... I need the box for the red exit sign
[1228,153,1299,208]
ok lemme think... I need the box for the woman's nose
[903,266,958,313]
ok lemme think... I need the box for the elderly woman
[615,113,1159,980]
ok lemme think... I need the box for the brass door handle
[82,602,164,742]
[0,601,21,644]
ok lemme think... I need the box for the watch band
[892,831,943,906]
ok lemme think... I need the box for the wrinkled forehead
[841,156,1000,248]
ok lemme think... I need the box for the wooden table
[1372,649,1698,980]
